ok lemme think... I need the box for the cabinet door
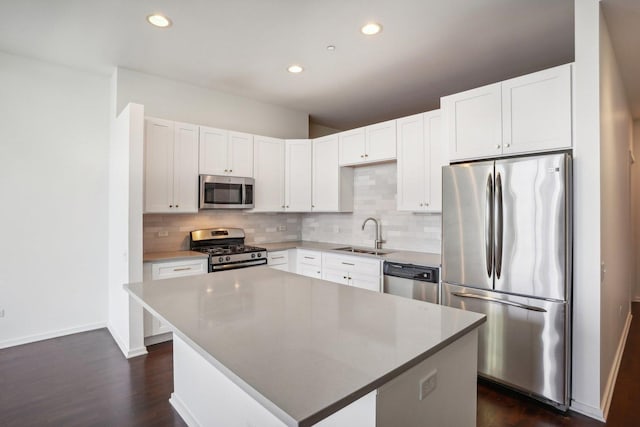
[322,268,350,285]
[199,126,229,175]
[443,82,502,161]
[396,114,426,211]
[349,272,381,292]
[425,111,444,212]
[502,64,572,155]
[366,119,397,162]
[313,135,339,211]
[151,259,208,280]
[299,264,322,279]
[253,136,285,211]
[144,118,174,213]
[172,122,199,213]
[339,128,366,165]
[285,139,312,211]
[229,131,254,177]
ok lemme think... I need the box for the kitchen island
[125,266,485,427]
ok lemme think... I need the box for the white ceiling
[0,0,576,130]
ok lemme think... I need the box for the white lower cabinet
[322,253,382,292]
[296,249,322,279]
[267,250,290,272]
[143,258,208,344]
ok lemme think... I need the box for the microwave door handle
[242,181,246,205]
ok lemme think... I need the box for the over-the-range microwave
[199,175,254,209]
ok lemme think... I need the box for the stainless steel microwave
[199,175,254,209]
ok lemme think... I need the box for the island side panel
[376,329,478,427]
[170,335,288,427]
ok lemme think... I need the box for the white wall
[116,68,309,139]
[0,52,110,347]
[571,0,603,418]
[632,120,640,301]
[598,10,634,412]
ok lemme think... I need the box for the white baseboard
[601,311,633,419]
[570,400,605,421]
[632,297,640,303]
[107,322,148,359]
[0,322,106,349]
[170,392,200,427]
[144,332,173,346]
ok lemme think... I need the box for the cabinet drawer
[322,253,381,277]
[151,259,208,280]
[267,250,289,266]
[297,249,322,266]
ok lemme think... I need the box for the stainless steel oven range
[190,228,267,272]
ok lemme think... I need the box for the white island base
[169,330,478,427]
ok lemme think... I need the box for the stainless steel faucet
[361,217,385,250]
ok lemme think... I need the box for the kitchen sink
[334,246,393,256]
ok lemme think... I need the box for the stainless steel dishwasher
[383,262,440,304]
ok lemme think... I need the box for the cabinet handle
[304,256,315,260]
[169,205,173,208]
[343,276,347,279]
[224,169,228,172]
[365,154,368,157]
[420,203,423,207]
[175,205,179,208]
[271,256,285,260]
[173,267,192,271]
[312,205,315,208]
[341,262,355,266]
[286,205,289,208]
[230,169,233,172]
[281,205,285,208]
[425,203,429,207]
[360,154,364,158]
[496,145,501,149]
[505,143,511,148]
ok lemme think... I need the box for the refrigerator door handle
[485,172,494,278]
[451,291,547,313]
[495,172,504,279]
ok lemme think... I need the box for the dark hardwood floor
[1,304,638,426]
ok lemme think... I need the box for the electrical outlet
[419,370,437,400]
[158,230,169,237]
[278,225,287,231]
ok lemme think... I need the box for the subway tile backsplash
[143,162,441,253]
[302,163,442,253]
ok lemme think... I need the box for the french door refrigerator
[441,152,571,409]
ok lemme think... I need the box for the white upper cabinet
[251,138,312,212]
[442,83,502,162]
[312,135,354,212]
[339,120,397,166]
[253,136,285,211]
[366,119,397,162]
[396,110,444,212]
[338,127,366,165]
[443,63,573,162]
[199,126,253,177]
[144,117,198,214]
[502,64,572,155]
[285,139,312,212]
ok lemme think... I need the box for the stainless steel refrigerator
[441,152,571,409]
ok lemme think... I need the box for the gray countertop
[259,240,441,267]
[125,267,483,426]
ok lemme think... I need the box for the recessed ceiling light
[147,14,172,28]
[361,22,382,36]
[287,64,304,74]
[326,45,336,51]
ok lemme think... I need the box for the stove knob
[218,257,224,262]
[226,256,231,262]
[257,253,262,258]
[251,253,256,259]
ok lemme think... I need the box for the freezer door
[493,153,569,300]
[442,161,495,290]
[442,283,568,407]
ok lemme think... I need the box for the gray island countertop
[126,266,483,426]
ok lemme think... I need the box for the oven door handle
[211,259,267,271]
